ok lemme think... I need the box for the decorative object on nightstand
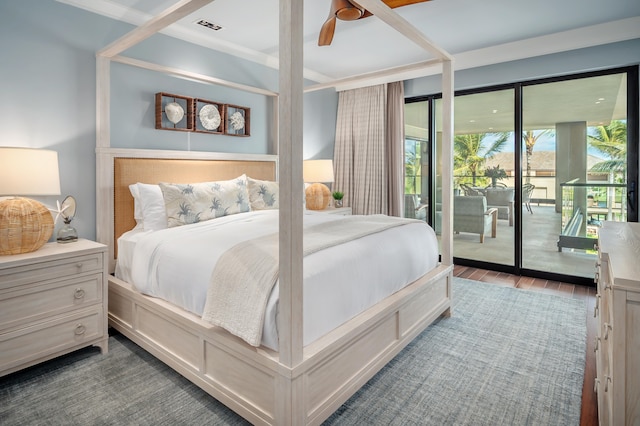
[303,159,334,210]
[0,147,60,255]
[56,195,78,243]
[332,191,344,208]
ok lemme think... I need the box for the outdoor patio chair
[485,187,515,226]
[523,183,535,213]
[460,183,484,196]
[404,194,427,221]
[484,182,508,189]
[452,195,497,243]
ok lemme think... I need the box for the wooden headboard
[112,156,277,253]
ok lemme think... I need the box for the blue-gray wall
[1,0,637,242]
[0,0,338,241]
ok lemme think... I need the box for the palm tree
[454,132,509,185]
[588,120,627,220]
[588,120,627,175]
[405,140,422,194]
[523,129,553,183]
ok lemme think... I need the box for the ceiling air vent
[195,19,223,31]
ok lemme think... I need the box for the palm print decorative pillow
[247,177,279,210]
[159,175,250,227]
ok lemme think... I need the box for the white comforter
[116,210,439,350]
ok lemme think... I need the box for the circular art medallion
[199,104,221,130]
[229,111,245,131]
[164,102,185,124]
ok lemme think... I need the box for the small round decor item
[57,195,78,243]
[199,104,221,130]
[59,195,77,222]
[305,183,331,210]
[229,111,245,131]
[0,197,54,255]
[164,102,185,124]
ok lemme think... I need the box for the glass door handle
[628,181,636,212]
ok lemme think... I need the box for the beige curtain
[386,81,405,217]
[333,82,404,216]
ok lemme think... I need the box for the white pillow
[247,177,279,210]
[128,184,144,230]
[129,183,168,231]
[159,175,250,228]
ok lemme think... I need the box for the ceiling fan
[318,0,431,46]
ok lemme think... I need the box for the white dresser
[0,239,108,376]
[595,221,640,426]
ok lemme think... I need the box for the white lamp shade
[303,159,334,183]
[0,147,61,196]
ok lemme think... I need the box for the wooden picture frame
[224,104,250,137]
[155,93,193,131]
[193,98,225,134]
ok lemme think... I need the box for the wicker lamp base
[0,197,54,255]
[305,183,331,210]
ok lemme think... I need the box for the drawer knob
[594,337,600,352]
[76,263,84,269]
[594,378,600,393]
[74,324,86,336]
[594,272,599,283]
[74,288,85,300]
[604,376,611,392]
[604,323,612,340]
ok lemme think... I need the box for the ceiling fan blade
[318,0,429,46]
[382,0,430,8]
[318,15,337,46]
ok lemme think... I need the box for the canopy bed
[95,1,455,424]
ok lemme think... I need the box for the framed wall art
[224,104,250,137]
[194,98,224,134]
[155,93,193,131]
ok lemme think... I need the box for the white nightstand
[321,207,352,215]
[0,239,108,377]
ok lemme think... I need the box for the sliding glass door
[404,101,429,223]
[521,71,635,278]
[435,89,516,266]
[406,66,638,283]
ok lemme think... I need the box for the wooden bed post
[278,0,305,423]
[95,56,111,258]
[356,0,455,266]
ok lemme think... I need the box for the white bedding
[115,210,439,350]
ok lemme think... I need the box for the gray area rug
[0,278,586,425]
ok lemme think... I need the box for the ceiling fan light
[336,6,364,21]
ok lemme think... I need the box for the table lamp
[303,159,334,210]
[0,147,61,255]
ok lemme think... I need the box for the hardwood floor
[453,265,598,426]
